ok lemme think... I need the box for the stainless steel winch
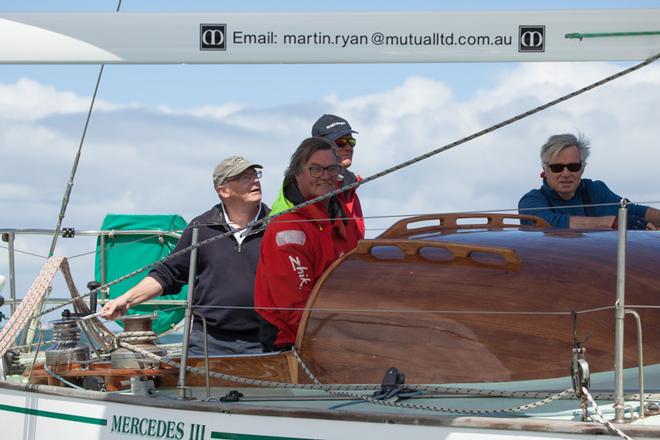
[44,317,90,367]
[111,314,166,369]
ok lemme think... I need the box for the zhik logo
[518,26,545,53]
[200,24,226,51]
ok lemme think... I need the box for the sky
[1,1,659,323]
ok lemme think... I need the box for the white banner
[0,10,659,63]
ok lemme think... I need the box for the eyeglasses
[226,170,262,184]
[335,137,356,148]
[546,162,583,173]
[308,164,342,178]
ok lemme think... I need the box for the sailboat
[2,8,660,440]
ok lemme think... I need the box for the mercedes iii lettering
[200,24,226,50]
[518,25,545,52]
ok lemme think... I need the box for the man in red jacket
[255,137,360,351]
[312,114,365,239]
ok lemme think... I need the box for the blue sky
[1,1,659,321]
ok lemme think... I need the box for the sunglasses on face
[546,162,583,173]
[308,164,342,178]
[335,137,356,148]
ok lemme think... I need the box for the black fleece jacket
[149,203,269,342]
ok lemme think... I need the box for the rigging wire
[47,0,123,258]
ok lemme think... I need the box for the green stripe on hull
[211,432,319,440]
[0,403,107,426]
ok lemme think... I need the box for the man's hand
[101,298,129,320]
[99,276,164,320]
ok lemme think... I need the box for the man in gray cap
[311,114,365,238]
[102,156,270,355]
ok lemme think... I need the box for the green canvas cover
[95,214,188,335]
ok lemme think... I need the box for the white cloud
[0,78,122,121]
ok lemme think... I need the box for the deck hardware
[82,376,106,392]
[220,390,244,402]
[571,311,591,421]
[372,367,414,400]
[1,348,24,375]
[45,315,90,367]
[178,227,199,400]
[613,201,628,424]
[62,227,75,238]
[130,376,155,397]
[87,281,101,312]
[644,402,660,417]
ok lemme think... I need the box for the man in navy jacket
[102,156,269,355]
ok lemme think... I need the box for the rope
[291,346,574,415]
[582,387,634,440]
[118,341,591,415]
[30,50,660,320]
[116,330,157,344]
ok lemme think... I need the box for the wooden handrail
[378,212,550,238]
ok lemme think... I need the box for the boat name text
[110,415,206,440]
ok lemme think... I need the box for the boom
[0,10,659,64]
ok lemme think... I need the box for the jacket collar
[282,181,348,239]
[210,202,270,235]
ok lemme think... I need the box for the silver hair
[540,133,590,165]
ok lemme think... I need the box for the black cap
[311,114,358,141]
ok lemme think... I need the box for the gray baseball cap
[213,156,262,187]
[311,114,358,141]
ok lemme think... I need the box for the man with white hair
[519,133,660,229]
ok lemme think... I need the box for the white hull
[2,381,657,440]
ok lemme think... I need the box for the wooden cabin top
[295,213,660,385]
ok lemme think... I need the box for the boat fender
[220,390,244,402]
[372,367,415,400]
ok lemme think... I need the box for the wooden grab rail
[378,213,550,239]
[357,239,521,266]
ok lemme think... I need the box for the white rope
[582,387,634,440]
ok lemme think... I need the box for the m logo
[200,24,226,50]
[518,26,545,52]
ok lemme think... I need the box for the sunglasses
[335,137,356,148]
[546,162,583,173]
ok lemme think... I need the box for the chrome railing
[0,228,186,320]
